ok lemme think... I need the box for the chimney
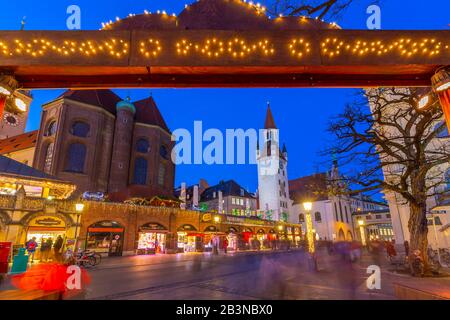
[193,185,199,208]
[179,182,186,210]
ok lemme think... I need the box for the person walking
[45,238,54,261]
[53,235,64,262]
[25,237,38,263]
[223,238,228,254]
[40,238,49,262]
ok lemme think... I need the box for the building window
[299,213,305,223]
[315,212,322,222]
[160,145,169,160]
[386,214,391,219]
[158,165,165,186]
[132,157,148,185]
[376,215,382,219]
[136,139,150,153]
[46,121,57,136]
[65,143,86,173]
[334,202,338,221]
[70,121,90,137]
[43,142,54,173]
[339,201,343,222]
[344,206,349,223]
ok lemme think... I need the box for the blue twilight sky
[0,0,448,193]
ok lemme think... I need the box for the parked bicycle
[63,248,98,268]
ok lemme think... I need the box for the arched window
[133,157,148,185]
[160,145,169,160]
[71,121,90,137]
[46,121,57,136]
[298,213,305,223]
[43,142,54,173]
[65,143,86,173]
[314,211,322,222]
[136,139,150,153]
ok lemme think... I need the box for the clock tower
[0,91,32,139]
[257,103,291,222]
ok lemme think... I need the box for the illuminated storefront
[137,223,168,254]
[86,220,124,256]
[26,215,66,260]
[177,224,202,252]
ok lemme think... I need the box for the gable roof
[0,130,38,155]
[289,173,329,204]
[57,89,123,115]
[133,96,171,133]
[0,155,62,181]
[201,180,254,202]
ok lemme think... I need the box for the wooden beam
[0,29,448,88]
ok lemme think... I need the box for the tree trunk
[408,201,429,275]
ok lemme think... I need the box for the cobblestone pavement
[2,249,449,300]
[78,249,415,300]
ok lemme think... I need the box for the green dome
[116,99,136,114]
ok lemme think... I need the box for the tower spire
[264,102,277,129]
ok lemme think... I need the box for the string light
[175,37,275,58]
[321,37,444,58]
[289,38,311,58]
[0,38,129,58]
[140,39,162,57]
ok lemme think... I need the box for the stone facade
[32,90,175,200]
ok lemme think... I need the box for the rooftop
[0,130,38,155]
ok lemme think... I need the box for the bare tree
[268,0,355,20]
[325,88,449,273]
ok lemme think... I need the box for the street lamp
[213,215,220,255]
[302,202,315,254]
[358,219,366,246]
[74,203,85,252]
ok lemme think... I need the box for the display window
[137,223,168,254]
[177,232,203,252]
[26,227,66,261]
[86,221,124,256]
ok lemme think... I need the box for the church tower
[257,103,291,222]
[0,91,32,139]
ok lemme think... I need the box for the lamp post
[74,203,84,252]
[358,219,366,246]
[303,201,317,271]
[213,215,220,255]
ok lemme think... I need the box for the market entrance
[25,215,66,261]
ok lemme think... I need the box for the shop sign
[224,215,274,227]
[35,217,62,226]
[202,213,212,222]
[204,225,218,232]
[178,224,197,231]
[140,223,167,231]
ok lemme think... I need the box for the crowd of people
[25,236,64,263]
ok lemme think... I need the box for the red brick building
[32,90,175,201]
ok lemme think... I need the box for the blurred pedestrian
[53,236,63,262]
[40,238,50,262]
[404,240,410,257]
[223,238,228,254]
[25,237,38,263]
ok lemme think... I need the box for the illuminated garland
[0,37,447,60]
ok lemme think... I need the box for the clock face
[3,113,20,127]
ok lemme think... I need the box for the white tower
[257,103,291,222]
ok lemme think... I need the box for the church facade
[32,90,175,201]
